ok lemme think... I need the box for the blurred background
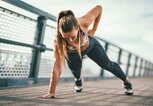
[21,0,153,62]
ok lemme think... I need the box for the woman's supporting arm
[39,46,62,98]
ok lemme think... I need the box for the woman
[40,5,133,98]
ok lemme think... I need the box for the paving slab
[0,77,153,106]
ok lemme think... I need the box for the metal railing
[0,0,153,86]
[96,37,153,77]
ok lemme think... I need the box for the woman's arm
[48,56,62,94]
[79,5,102,36]
[39,45,62,98]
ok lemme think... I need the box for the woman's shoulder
[77,5,102,29]
[77,17,88,27]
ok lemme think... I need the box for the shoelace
[124,82,132,89]
[75,79,82,86]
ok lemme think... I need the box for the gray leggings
[66,37,126,81]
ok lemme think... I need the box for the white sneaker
[123,81,134,95]
[74,78,83,92]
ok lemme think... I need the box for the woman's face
[60,27,79,43]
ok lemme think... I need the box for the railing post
[104,42,109,53]
[144,61,147,76]
[147,62,150,76]
[100,42,109,77]
[143,61,148,77]
[150,63,152,76]
[147,62,151,76]
[29,16,47,80]
[133,56,138,77]
[146,61,149,76]
[117,49,122,64]
[147,61,149,76]
[152,64,153,76]
[139,59,143,77]
[126,53,131,76]
[149,63,152,76]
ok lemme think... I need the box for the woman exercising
[40,5,133,98]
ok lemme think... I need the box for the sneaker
[123,81,133,95]
[74,78,83,92]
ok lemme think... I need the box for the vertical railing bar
[139,58,143,77]
[126,53,131,76]
[100,42,109,77]
[143,61,147,77]
[117,49,122,65]
[133,56,138,77]
[29,16,47,81]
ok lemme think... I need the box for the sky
[1,0,153,63]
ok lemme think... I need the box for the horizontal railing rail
[2,0,56,21]
[0,38,53,52]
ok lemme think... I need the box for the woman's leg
[86,37,133,95]
[87,38,126,81]
[66,53,83,92]
[66,53,82,79]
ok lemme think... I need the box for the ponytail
[57,10,74,24]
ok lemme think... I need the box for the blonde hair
[54,10,82,65]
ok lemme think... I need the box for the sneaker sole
[125,91,133,95]
[76,88,82,92]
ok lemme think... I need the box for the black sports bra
[66,28,89,51]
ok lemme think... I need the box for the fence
[0,0,153,86]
